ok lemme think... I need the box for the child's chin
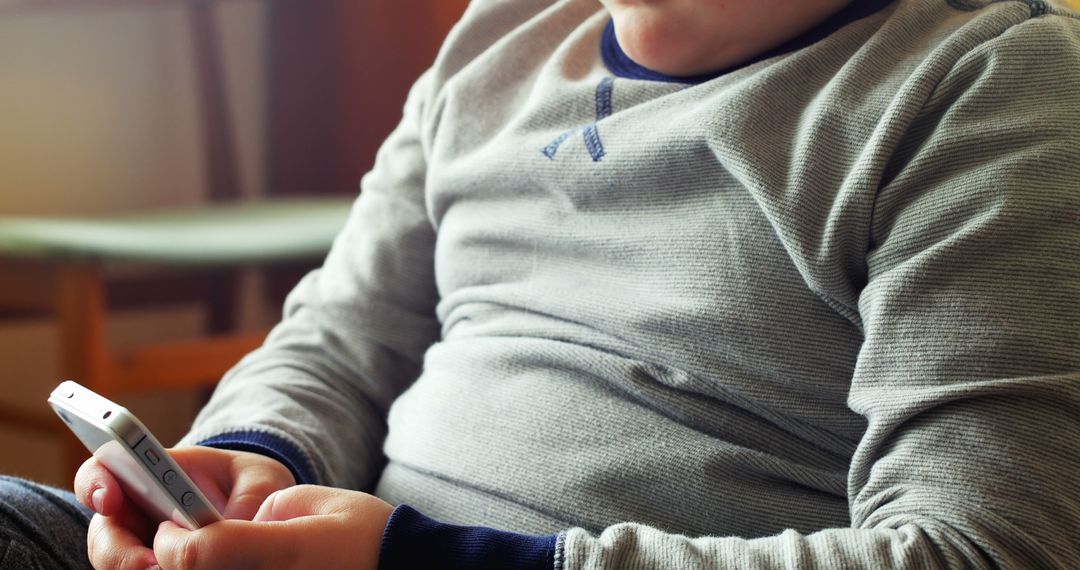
[620,42,688,75]
[616,27,734,77]
[625,47,722,77]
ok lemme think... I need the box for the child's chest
[422,73,866,433]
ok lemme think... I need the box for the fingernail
[91,488,105,513]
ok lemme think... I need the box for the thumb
[220,460,296,521]
[252,485,340,523]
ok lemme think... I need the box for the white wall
[0,2,266,214]
[0,1,268,486]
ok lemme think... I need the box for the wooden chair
[0,0,352,479]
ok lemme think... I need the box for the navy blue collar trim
[600,0,897,84]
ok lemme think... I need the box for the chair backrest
[187,1,243,203]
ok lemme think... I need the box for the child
[6,0,1080,567]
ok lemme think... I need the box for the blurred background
[5,0,1079,491]
[0,0,466,487]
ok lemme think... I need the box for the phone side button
[162,470,177,486]
[143,448,161,466]
[181,492,195,507]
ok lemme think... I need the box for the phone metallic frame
[48,381,222,529]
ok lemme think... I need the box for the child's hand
[152,485,393,570]
[74,446,295,569]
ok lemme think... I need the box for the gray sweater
[183,0,1080,567]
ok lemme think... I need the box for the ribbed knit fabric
[182,0,1080,567]
[379,505,558,569]
[198,431,318,485]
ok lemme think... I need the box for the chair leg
[206,270,240,334]
[55,264,111,481]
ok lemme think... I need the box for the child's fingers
[87,513,158,570]
[73,457,122,516]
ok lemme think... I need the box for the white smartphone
[48,380,223,530]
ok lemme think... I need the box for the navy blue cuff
[196,431,318,485]
[379,504,560,570]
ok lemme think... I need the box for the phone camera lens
[102,411,111,420]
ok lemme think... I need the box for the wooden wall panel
[266,0,468,198]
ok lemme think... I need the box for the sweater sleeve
[177,69,441,491]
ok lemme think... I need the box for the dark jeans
[0,476,92,569]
